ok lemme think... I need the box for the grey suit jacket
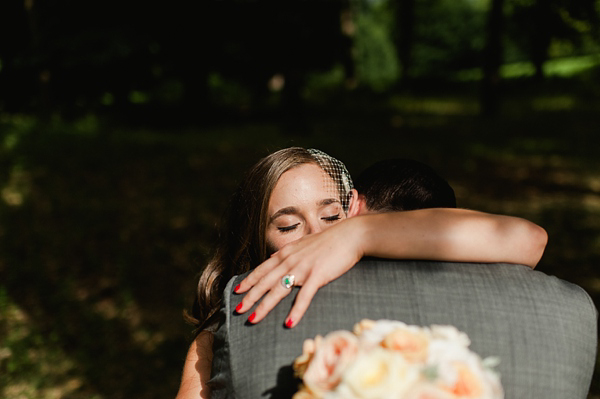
[210,259,597,399]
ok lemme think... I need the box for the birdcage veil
[307,148,354,213]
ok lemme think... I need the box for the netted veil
[307,148,354,214]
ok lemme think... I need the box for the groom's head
[352,159,456,215]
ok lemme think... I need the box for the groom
[352,158,457,214]
[208,159,597,399]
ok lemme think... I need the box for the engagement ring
[281,274,295,289]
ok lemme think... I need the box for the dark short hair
[354,159,456,212]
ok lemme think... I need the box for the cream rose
[342,348,420,399]
[430,325,470,348]
[353,319,376,336]
[301,330,359,395]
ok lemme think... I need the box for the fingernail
[235,303,243,313]
[248,312,256,323]
[285,318,294,328]
[234,284,241,293]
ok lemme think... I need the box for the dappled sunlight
[544,55,600,77]
[532,96,577,111]
[582,194,600,210]
[1,166,30,207]
[1,295,87,399]
[588,176,600,193]
[501,62,536,78]
[92,298,166,353]
[456,55,600,81]
[389,95,479,116]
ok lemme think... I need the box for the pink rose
[301,330,359,394]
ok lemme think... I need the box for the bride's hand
[234,218,365,327]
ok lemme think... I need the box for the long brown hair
[188,147,319,332]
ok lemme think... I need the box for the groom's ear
[347,189,361,217]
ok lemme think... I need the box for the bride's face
[266,163,346,252]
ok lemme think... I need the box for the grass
[1,77,600,398]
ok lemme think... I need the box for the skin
[175,163,548,398]
[265,163,348,253]
[175,331,212,399]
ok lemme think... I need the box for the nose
[305,217,323,235]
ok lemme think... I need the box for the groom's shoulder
[211,260,597,399]
[323,257,589,297]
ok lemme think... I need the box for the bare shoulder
[193,331,214,362]
[175,332,214,399]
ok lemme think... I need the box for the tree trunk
[22,0,51,116]
[481,0,505,116]
[395,0,416,86]
[531,0,551,81]
[340,4,356,88]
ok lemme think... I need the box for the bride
[175,147,547,398]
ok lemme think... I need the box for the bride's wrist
[348,215,371,259]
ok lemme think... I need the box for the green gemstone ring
[281,274,295,289]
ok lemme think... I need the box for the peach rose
[404,383,457,399]
[382,328,430,363]
[357,320,423,350]
[292,386,318,399]
[427,340,503,399]
[441,363,483,397]
[437,360,503,399]
[301,330,359,395]
[294,335,323,378]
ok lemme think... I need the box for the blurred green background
[1,0,600,398]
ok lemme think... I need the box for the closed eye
[322,213,341,223]
[278,223,300,233]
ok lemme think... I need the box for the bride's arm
[234,208,547,327]
[353,208,547,266]
[175,332,213,399]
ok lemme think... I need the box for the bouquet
[292,319,503,399]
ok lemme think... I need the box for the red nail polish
[235,303,243,312]
[248,312,256,323]
[234,284,241,293]
[285,319,294,328]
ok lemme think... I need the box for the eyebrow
[318,198,341,207]
[269,206,298,223]
[269,198,341,223]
